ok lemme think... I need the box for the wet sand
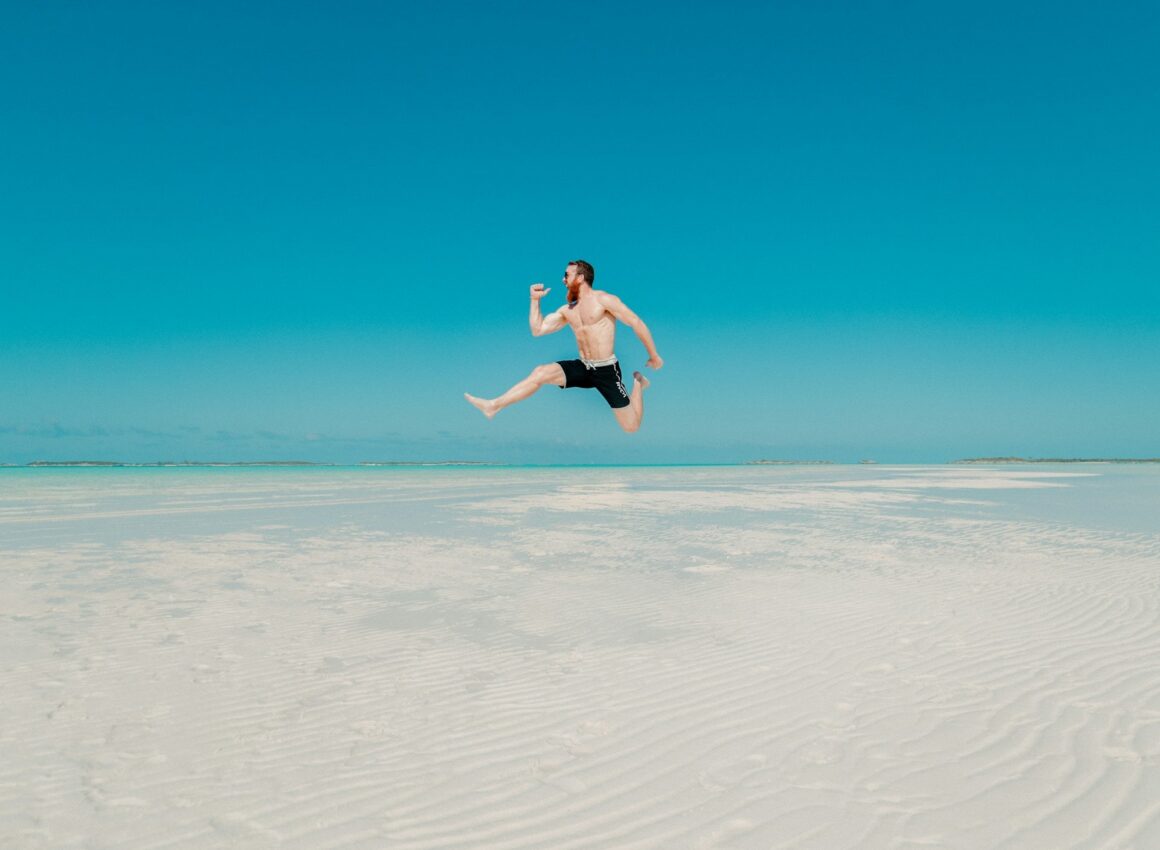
[3,465,1159,849]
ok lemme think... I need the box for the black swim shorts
[557,359,631,409]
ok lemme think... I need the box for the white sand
[2,466,1159,849]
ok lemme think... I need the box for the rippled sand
[3,466,1159,849]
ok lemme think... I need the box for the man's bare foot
[464,393,497,420]
[633,371,650,390]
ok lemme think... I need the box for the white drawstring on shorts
[580,355,618,370]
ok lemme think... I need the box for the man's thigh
[554,360,588,388]
[540,362,567,387]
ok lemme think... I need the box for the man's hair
[569,259,595,286]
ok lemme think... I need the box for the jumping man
[465,260,663,433]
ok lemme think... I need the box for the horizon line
[5,457,1160,470]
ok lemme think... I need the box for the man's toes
[465,393,497,419]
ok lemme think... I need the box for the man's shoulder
[593,289,622,305]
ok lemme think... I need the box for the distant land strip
[6,458,1159,469]
[746,460,835,465]
[16,460,498,468]
[746,459,880,465]
[952,457,1160,464]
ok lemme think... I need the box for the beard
[566,282,582,303]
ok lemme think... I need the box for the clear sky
[3,1,1158,464]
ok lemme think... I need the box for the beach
[3,465,1159,849]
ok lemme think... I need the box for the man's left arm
[600,293,663,369]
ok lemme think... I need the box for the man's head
[564,259,595,301]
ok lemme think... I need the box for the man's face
[563,264,579,287]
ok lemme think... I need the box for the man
[465,260,663,433]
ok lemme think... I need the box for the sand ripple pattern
[2,466,1159,849]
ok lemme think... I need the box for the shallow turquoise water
[2,464,1158,551]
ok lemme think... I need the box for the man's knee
[618,415,640,434]
[531,363,561,385]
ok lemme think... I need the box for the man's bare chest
[563,305,614,331]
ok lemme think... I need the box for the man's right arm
[529,284,565,337]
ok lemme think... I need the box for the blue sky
[3,1,1158,463]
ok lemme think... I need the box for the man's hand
[646,355,664,370]
[530,284,551,300]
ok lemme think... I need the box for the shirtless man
[464,260,663,433]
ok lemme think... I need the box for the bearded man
[465,260,663,433]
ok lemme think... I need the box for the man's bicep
[602,294,641,326]
[541,309,566,334]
